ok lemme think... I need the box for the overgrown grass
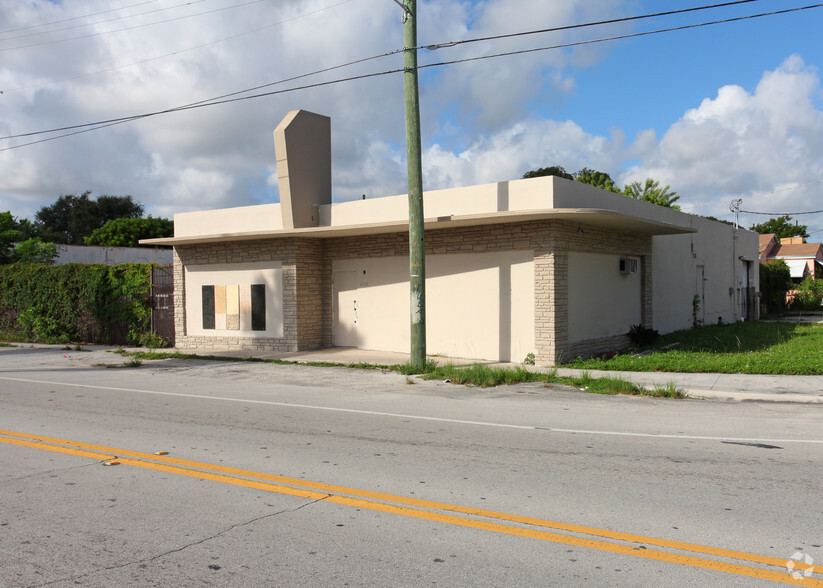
[565,320,823,375]
[419,363,683,398]
[119,350,681,398]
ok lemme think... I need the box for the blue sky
[562,2,823,140]
[1,0,822,237]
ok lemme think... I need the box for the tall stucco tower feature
[273,110,331,229]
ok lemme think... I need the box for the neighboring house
[760,236,823,281]
[55,244,173,266]
[758,233,778,262]
[143,110,759,365]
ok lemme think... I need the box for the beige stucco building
[144,110,759,365]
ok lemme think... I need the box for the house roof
[758,233,777,256]
[771,242,823,259]
[144,207,697,246]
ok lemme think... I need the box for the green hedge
[760,260,792,315]
[0,263,153,344]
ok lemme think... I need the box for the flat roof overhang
[141,208,696,247]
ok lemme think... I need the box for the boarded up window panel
[251,284,266,331]
[214,285,227,330]
[239,284,252,331]
[202,286,215,329]
[226,284,240,330]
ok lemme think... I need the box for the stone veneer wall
[322,219,652,364]
[172,219,651,363]
[174,239,305,352]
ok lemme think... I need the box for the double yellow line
[1,428,818,586]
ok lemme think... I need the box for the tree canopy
[0,212,23,264]
[85,217,174,247]
[522,166,573,180]
[0,213,58,264]
[749,215,809,240]
[573,168,620,193]
[11,239,57,264]
[34,192,144,244]
[521,166,681,209]
[622,178,680,210]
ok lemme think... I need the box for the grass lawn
[563,320,823,375]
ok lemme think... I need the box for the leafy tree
[522,167,681,209]
[11,238,57,264]
[759,259,792,314]
[623,179,680,210]
[788,276,823,310]
[522,165,573,180]
[749,215,808,240]
[34,192,144,244]
[0,212,23,264]
[703,216,734,226]
[574,168,620,193]
[85,217,174,247]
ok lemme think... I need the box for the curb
[684,389,823,403]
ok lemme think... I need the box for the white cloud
[2,1,822,242]
[622,55,823,227]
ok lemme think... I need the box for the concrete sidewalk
[163,345,823,404]
[5,343,823,403]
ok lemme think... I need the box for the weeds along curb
[120,350,685,399]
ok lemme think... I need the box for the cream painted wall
[653,218,759,333]
[321,178,553,226]
[184,262,284,338]
[174,204,283,237]
[332,251,535,362]
[568,252,641,343]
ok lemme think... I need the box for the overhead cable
[2,3,822,151]
[2,0,357,94]
[0,0,163,36]
[0,0,269,51]
[423,0,762,50]
[741,209,823,216]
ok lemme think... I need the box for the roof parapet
[273,110,331,229]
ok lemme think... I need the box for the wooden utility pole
[402,0,426,370]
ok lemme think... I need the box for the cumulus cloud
[622,55,823,227]
[2,0,823,241]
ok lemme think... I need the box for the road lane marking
[2,375,822,445]
[1,429,819,586]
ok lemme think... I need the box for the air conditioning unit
[619,257,638,274]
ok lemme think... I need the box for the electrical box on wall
[619,257,638,275]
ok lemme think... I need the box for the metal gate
[151,265,175,346]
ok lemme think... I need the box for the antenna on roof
[729,199,742,230]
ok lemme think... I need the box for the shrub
[788,277,823,311]
[0,262,154,344]
[760,260,792,314]
[628,323,660,347]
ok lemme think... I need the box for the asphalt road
[1,347,822,587]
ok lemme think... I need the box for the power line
[423,0,762,50]
[741,209,823,216]
[681,180,823,212]
[2,0,737,94]
[0,0,163,36]
[0,0,208,41]
[421,3,823,68]
[2,48,397,141]
[3,2,821,150]
[2,0,357,94]
[0,0,269,52]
